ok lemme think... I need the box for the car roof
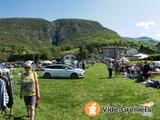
[46,64,67,67]
[152,61,160,63]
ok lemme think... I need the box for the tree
[39,48,52,60]
[140,44,144,50]
[78,46,89,59]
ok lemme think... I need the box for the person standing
[82,60,86,70]
[142,60,151,80]
[107,60,113,78]
[20,61,40,120]
[114,61,120,76]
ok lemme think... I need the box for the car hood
[74,68,84,73]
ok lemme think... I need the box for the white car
[43,64,85,79]
[151,61,160,68]
[0,67,11,75]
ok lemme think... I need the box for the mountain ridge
[0,17,157,61]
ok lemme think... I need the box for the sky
[1,0,160,40]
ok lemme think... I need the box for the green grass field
[1,63,160,120]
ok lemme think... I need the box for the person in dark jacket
[142,60,151,80]
[114,61,120,76]
[82,61,86,70]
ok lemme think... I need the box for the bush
[148,54,160,61]
[64,45,72,51]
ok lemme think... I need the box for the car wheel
[44,73,51,79]
[70,73,78,79]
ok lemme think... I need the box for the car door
[45,66,57,77]
[57,65,72,77]
[62,66,73,77]
[55,65,66,77]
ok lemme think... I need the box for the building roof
[156,43,160,47]
[102,46,125,49]
[138,47,155,54]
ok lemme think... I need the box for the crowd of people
[106,59,160,83]
[2,59,160,120]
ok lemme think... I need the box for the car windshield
[66,66,73,69]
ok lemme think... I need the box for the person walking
[20,61,40,120]
[107,60,113,78]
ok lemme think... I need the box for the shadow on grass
[2,115,26,120]
[38,76,82,81]
[107,77,116,79]
[14,116,27,120]
[99,76,116,79]
[99,77,107,79]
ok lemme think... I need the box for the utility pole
[29,33,34,62]
[32,44,34,62]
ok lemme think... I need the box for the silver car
[43,64,85,79]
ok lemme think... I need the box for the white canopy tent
[134,53,149,60]
[120,57,129,62]
[103,57,114,62]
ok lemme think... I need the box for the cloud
[155,33,160,40]
[140,32,145,36]
[136,21,160,40]
[136,21,157,30]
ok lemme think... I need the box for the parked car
[42,64,85,79]
[102,57,114,63]
[151,61,160,68]
[0,66,11,75]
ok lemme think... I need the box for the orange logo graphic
[84,101,101,117]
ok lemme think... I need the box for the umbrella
[43,60,52,64]
[104,57,114,62]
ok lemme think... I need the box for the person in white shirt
[107,60,113,78]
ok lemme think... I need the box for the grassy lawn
[1,63,160,120]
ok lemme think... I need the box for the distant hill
[134,37,159,47]
[0,18,55,61]
[52,19,122,45]
[0,18,124,61]
[0,18,155,61]
[124,36,159,50]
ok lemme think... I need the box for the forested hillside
[0,18,157,61]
